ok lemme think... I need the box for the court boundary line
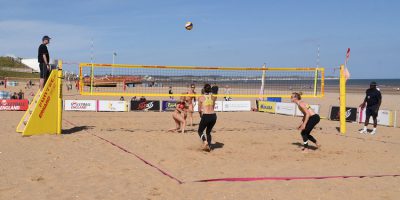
[63,119,400,184]
[64,119,184,184]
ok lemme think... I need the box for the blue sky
[0,0,399,78]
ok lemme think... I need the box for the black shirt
[211,85,219,94]
[18,92,24,99]
[38,44,49,64]
[364,88,382,109]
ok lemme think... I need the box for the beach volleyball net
[78,63,324,98]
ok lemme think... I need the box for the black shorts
[366,107,378,118]
[39,63,49,79]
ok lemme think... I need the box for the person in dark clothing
[197,84,217,152]
[18,90,24,99]
[38,35,51,90]
[11,92,18,99]
[291,92,321,152]
[359,81,382,135]
[211,83,219,94]
[139,96,146,102]
[168,86,174,100]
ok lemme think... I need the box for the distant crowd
[10,90,25,100]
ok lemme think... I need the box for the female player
[168,100,187,134]
[185,84,197,126]
[291,92,321,152]
[197,84,217,151]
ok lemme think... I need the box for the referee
[359,81,382,135]
[38,35,51,90]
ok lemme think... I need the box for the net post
[90,63,94,94]
[79,63,83,94]
[313,68,318,96]
[259,63,266,100]
[320,68,325,97]
[339,64,346,134]
[57,59,63,134]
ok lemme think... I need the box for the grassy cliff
[0,56,38,78]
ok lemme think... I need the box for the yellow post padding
[339,64,346,134]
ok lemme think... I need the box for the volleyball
[185,22,193,30]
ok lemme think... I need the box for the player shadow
[62,126,94,134]
[291,142,318,150]
[211,142,224,150]
[183,129,197,133]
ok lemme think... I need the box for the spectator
[139,96,146,102]
[131,96,138,101]
[18,90,24,99]
[75,80,79,91]
[223,85,232,101]
[11,92,18,99]
[168,86,174,100]
[120,96,125,101]
[211,83,219,94]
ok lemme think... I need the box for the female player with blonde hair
[291,92,321,152]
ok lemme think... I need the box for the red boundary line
[193,174,400,183]
[64,119,184,184]
[63,119,400,184]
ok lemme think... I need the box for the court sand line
[63,119,184,184]
[62,119,400,184]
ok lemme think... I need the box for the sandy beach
[1,81,400,199]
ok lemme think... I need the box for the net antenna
[258,63,267,100]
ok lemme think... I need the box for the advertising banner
[0,99,29,111]
[131,100,160,111]
[359,108,393,126]
[64,100,97,111]
[222,101,251,112]
[258,101,276,113]
[275,102,296,116]
[98,100,128,112]
[329,106,358,122]
[162,101,178,111]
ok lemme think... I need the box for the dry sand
[0,83,400,199]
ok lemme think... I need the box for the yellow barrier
[16,60,63,136]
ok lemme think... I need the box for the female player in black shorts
[197,84,217,151]
[291,92,321,152]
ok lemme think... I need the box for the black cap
[42,35,51,41]
[370,81,377,86]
